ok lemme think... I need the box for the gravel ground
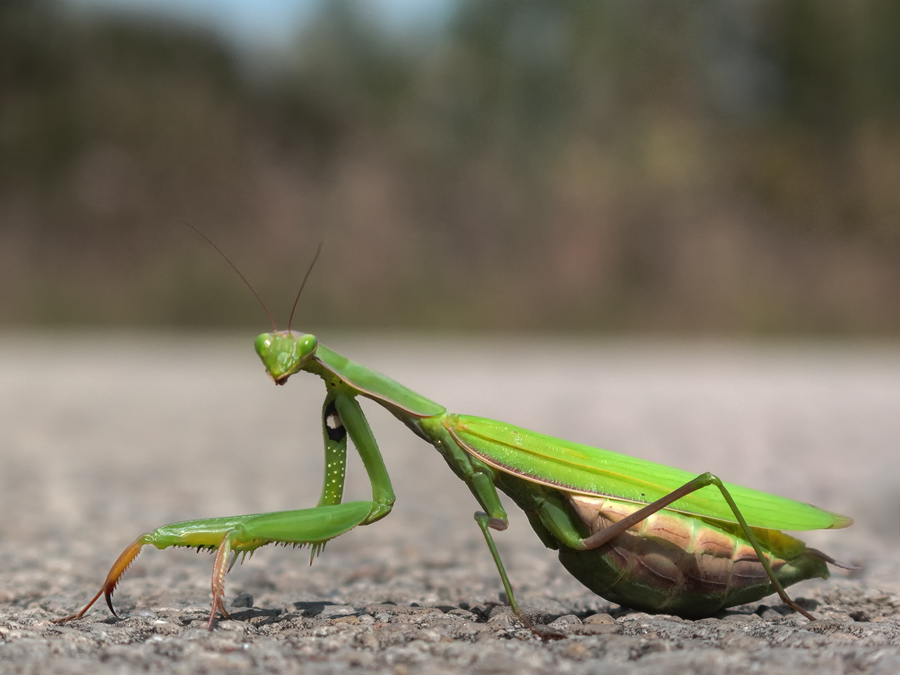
[1,333,898,674]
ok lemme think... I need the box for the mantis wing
[447,414,852,531]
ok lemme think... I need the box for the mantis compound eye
[297,334,318,358]
[254,334,273,360]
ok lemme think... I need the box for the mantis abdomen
[558,495,832,617]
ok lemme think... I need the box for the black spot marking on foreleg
[324,400,346,442]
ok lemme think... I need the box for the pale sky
[66,0,457,53]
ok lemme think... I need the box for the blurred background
[2,0,900,333]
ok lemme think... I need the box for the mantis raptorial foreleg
[57,387,396,629]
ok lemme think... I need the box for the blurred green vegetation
[2,0,899,333]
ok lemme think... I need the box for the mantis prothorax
[58,241,853,631]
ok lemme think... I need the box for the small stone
[319,604,356,619]
[547,614,583,629]
[445,608,476,620]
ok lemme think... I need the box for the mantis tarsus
[58,243,853,631]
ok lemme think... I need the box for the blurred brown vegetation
[1,0,899,333]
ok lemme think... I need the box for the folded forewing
[447,414,851,531]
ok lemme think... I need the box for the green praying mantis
[58,241,853,631]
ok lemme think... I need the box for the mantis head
[255,331,319,384]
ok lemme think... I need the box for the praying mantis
[58,242,853,631]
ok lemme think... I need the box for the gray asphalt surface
[1,334,898,674]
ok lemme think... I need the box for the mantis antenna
[287,242,323,332]
[184,222,278,332]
